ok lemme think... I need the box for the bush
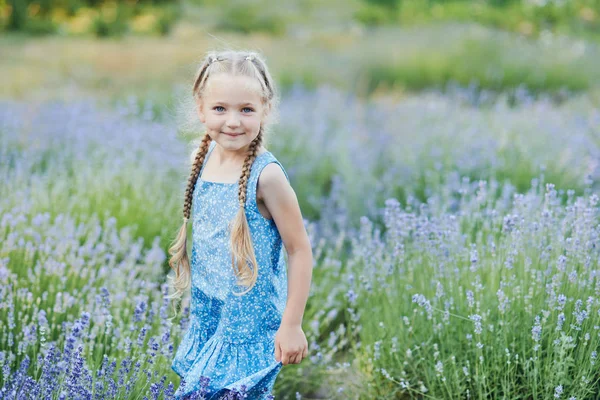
[155,13,172,35]
[1,0,181,37]
[91,14,127,37]
[156,5,179,36]
[354,4,395,27]
[364,0,401,10]
[23,18,58,35]
[215,1,286,35]
[356,0,600,40]
[129,5,178,36]
[90,3,130,37]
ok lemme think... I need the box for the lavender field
[1,84,600,399]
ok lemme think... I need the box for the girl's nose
[226,114,241,128]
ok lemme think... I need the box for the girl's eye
[213,106,253,113]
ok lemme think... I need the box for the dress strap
[208,139,217,153]
[245,152,290,211]
[197,140,217,178]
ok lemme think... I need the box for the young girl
[167,50,313,400]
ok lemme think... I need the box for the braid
[237,128,263,206]
[166,133,212,310]
[229,127,264,296]
[183,134,212,219]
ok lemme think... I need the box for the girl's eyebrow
[213,101,255,106]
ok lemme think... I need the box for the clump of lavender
[353,177,600,399]
[0,200,179,398]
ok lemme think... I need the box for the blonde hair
[166,50,279,305]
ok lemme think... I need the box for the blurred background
[2,1,600,399]
[2,0,600,103]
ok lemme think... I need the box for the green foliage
[23,16,57,34]
[155,6,177,35]
[0,0,181,36]
[487,0,520,5]
[130,4,180,36]
[215,1,286,35]
[354,3,395,26]
[356,0,600,40]
[6,0,27,31]
[4,0,58,34]
[91,6,128,37]
[359,37,592,96]
[364,0,400,10]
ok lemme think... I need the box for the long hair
[166,50,278,306]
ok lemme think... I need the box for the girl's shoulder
[253,150,289,184]
[253,147,285,171]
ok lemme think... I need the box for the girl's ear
[196,99,206,123]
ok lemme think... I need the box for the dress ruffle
[172,323,283,400]
[171,318,211,378]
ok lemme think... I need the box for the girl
[167,50,313,400]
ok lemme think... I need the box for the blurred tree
[2,0,181,35]
[355,0,600,38]
[7,0,28,31]
[37,0,51,16]
[486,0,519,6]
[215,0,286,35]
[364,0,400,10]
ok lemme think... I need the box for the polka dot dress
[172,140,288,400]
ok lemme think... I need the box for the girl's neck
[212,143,266,167]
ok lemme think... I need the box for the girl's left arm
[258,163,313,364]
[258,163,313,326]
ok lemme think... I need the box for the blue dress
[172,140,288,399]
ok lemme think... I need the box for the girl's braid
[184,134,212,220]
[237,128,263,207]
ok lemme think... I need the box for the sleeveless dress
[172,140,288,400]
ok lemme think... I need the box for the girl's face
[197,73,269,154]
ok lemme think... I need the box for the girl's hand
[274,323,308,365]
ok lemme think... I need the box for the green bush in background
[355,0,600,41]
[90,2,128,37]
[213,0,287,36]
[1,0,181,36]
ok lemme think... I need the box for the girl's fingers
[274,342,281,362]
[279,348,309,364]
